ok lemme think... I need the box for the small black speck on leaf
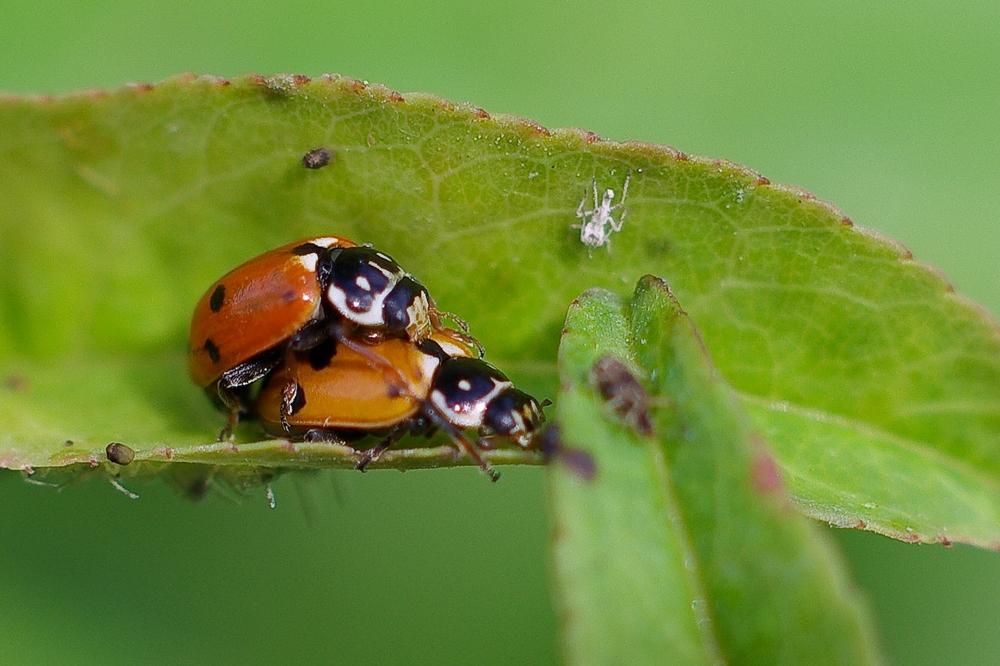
[302,147,333,169]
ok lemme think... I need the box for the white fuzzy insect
[573,174,630,253]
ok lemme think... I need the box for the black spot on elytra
[204,338,221,364]
[210,284,225,312]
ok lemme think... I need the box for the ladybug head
[483,388,546,449]
[429,357,546,449]
[325,247,434,341]
[382,276,433,341]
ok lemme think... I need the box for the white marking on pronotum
[296,237,345,273]
[429,376,511,429]
[297,254,319,272]
[573,173,630,254]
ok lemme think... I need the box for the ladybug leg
[288,319,329,352]
[213,348,285,438]
[355,425,409,473]
[435,310,485,357]
[279,381,306,432]
[474,436,497,450]
[438,309,469,333]
[422,409,500,482]
[302,428,348,444]
[217,406,239,442]
[213,383,252,441]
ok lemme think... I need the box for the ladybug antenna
[423,408,500,482]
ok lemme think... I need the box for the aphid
[573,174,630,253]
[588,354,653,438]
[255,329,546,482]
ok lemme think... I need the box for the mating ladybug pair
[187,237,545,481]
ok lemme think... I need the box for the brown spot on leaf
[3,375,29,392]
[750,449,783,495]
[519,119,551,136]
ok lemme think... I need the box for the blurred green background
[3,1,1000,664]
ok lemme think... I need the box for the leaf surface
[1,74,999,545]
[548,278,885,665]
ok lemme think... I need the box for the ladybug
[189,237,480,438]
[188,236,356,435]
[255,330,545,482]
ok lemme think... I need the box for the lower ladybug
[255,330,545,482]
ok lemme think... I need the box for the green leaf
[548,278,885,665]
[1,73,999,545]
